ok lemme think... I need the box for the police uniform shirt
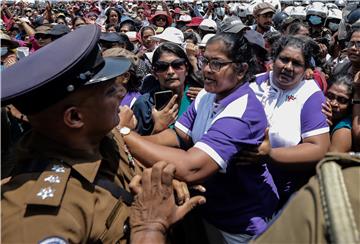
[2,129,141,244]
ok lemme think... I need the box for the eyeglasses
[347,41,360,49]
[153,58,186,72]
[201,57,233,72]
[35,33,51,40]
[326,92,350,105]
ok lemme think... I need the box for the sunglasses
[35,33,51,40]
[153,58,186,72]
[326,92,350,105]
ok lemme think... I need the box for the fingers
[164,94,178,111]
[173,180,189,205]
[173,196,206,223]
[189,185,206,193]
[129,175,142,195]
[162,163,176,187]
[151,161,169,193]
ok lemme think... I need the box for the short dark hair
[272,35,313,69]
[206,33,258,82]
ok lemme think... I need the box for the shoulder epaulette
[25,161,71,207]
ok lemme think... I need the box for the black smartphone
[154,90,173,110]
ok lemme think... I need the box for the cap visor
[223,25,248,34]
[85,57,131,85]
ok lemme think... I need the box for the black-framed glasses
[201,57,233,72]
[153,58,186,72]
[326,92,350,105]
[347,40,360,49]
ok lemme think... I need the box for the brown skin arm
[352,71,360,151]
[123,131,220,184]
[329,128,352,153]
[269,133,330,165]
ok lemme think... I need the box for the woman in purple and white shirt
[250,36,330,209]
[119,33,279,243]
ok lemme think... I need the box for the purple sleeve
[301,91,329,138]
[195,116,265,169]
[175,101,197,136]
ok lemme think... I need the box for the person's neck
[256,25,266,34]
[33,129,103,160]
[215,80,244,102]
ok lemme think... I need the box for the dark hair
[328,75,353,95]
[140,26,156,38]
[105,7,122,24]
[272,35,313,69]
[184,32,199,45]
[72,16,86,29]
[206,33,258,82]
[105,23,119,32]
[117,33,134,51]
[287,22,309,36]
[120,22,136,32]
[264,31,282,46]
[152,42,202,86]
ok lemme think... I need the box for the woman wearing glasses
[119,33,279,243]
[132,42,202,135]
[325,75,353,152]
[250,36,330,209]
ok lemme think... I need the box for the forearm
[144,129,180,147]
[20,21,35,36]
[125,132,189,170]
[123,132,213,183]
[270,142,328,165]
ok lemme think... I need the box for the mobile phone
[154,90,173,110]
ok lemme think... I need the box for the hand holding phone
[154,90,174,110]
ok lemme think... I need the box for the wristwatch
[352,98,360,105]
[119,126,131,136]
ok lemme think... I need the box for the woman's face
[347,31,360,64]
[326,83,351,122]
[273,46,305,90]
[120,25,131,33]
[154,52,188,91]
[109,10,119,25]
[142,29,155,48]
[202,41,239,100]
[155,15,167,27]
[74,18,86,29]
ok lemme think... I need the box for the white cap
[178,14,192,22]
[151,27,184,44]
[199,33,215,47]
[199,19,217,32]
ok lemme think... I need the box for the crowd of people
[1,0,360,243]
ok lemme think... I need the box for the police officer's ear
[63,106,84,129]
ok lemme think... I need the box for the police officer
[1,24,141,243]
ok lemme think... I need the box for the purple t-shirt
[120,91,141,108]
[175,83,279,235]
